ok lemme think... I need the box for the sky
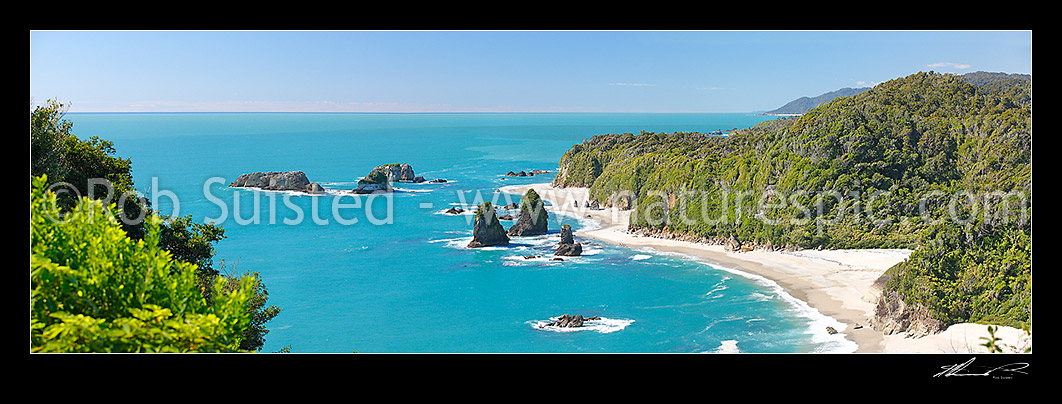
[29,30,1033,113]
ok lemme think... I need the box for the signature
[934,357,1029,378]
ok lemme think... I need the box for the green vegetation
[29,100,282,352]
[553,72,1032,332]
[31,175,255,352]
[359,170,390,185]
[520,188,548,224]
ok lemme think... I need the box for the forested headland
[552,71,1032,335]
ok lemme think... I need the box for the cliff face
[869,290,943,338]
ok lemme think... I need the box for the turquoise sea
[66,112,858,353]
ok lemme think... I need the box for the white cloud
[926,62,972,69]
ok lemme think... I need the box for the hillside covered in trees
[552,71,1032,334]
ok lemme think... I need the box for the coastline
[500,183,1030,354]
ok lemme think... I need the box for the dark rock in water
[554,223,583,256]
[544,314,601,328]
[826,326,838,335]
[523,255,539,259]
[555,243,582,256]
[551,257,564,261]
[230,171,322,193]
[507,188,548,236]
[428,178,447,183]
[307,182,326,194]
[505,170,528,177]
[467,201,510,248]
[412,176,426,183]
[503,202,519,210]
[497,214,514,220]
[529,170,550,175]
[560,225,575,244]
[444,207,465,215]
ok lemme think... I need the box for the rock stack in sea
[229,171,325,194]
[467,201,510,248]
[507,188,548,236]
[554,224,583,256]
[354,163,443,194]
[354,169,393,194]
[544,314,600,328]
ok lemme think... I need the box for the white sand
[501,183,1031,353]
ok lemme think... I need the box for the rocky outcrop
[354,163,447,193]
[467,202,510,248]
[554,224,583,256]
[507,188,549,236]
[723,234,742,252]
[230,171,325,193]
[544,314,601,328]
[868,289,943,338]
[354,170,392,194]
[625,226,802,253]
[373,163,418,182]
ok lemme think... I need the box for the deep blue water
[65,112,856,353]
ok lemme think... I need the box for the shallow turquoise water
[65,112,856,353]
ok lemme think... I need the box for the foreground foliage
[31,175,257,352]
[29,100,282,352]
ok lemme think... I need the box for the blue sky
[29,30,1033,113]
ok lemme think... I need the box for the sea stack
[507,188,549,236]
[554,224,582,256]
[230,171,325,194]
[467,201,510,248]
[354,170,392,194]
[354,163,434,193]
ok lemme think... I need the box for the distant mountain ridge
[762,87,870,115]
[762,71,1031,116]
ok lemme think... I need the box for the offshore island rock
[544,314,601,328]
[507,188,549,236]
[467,201,510,248]
[554,224,583,256]
[354,163,419,194]
[230,171,325,193]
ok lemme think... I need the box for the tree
[29,99,283,351]
[31,175,257,352]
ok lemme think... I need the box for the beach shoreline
[500,183,1030,354]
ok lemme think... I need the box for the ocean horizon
[63,111,857,353]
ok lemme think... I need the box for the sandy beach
[501,183,1031,353]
